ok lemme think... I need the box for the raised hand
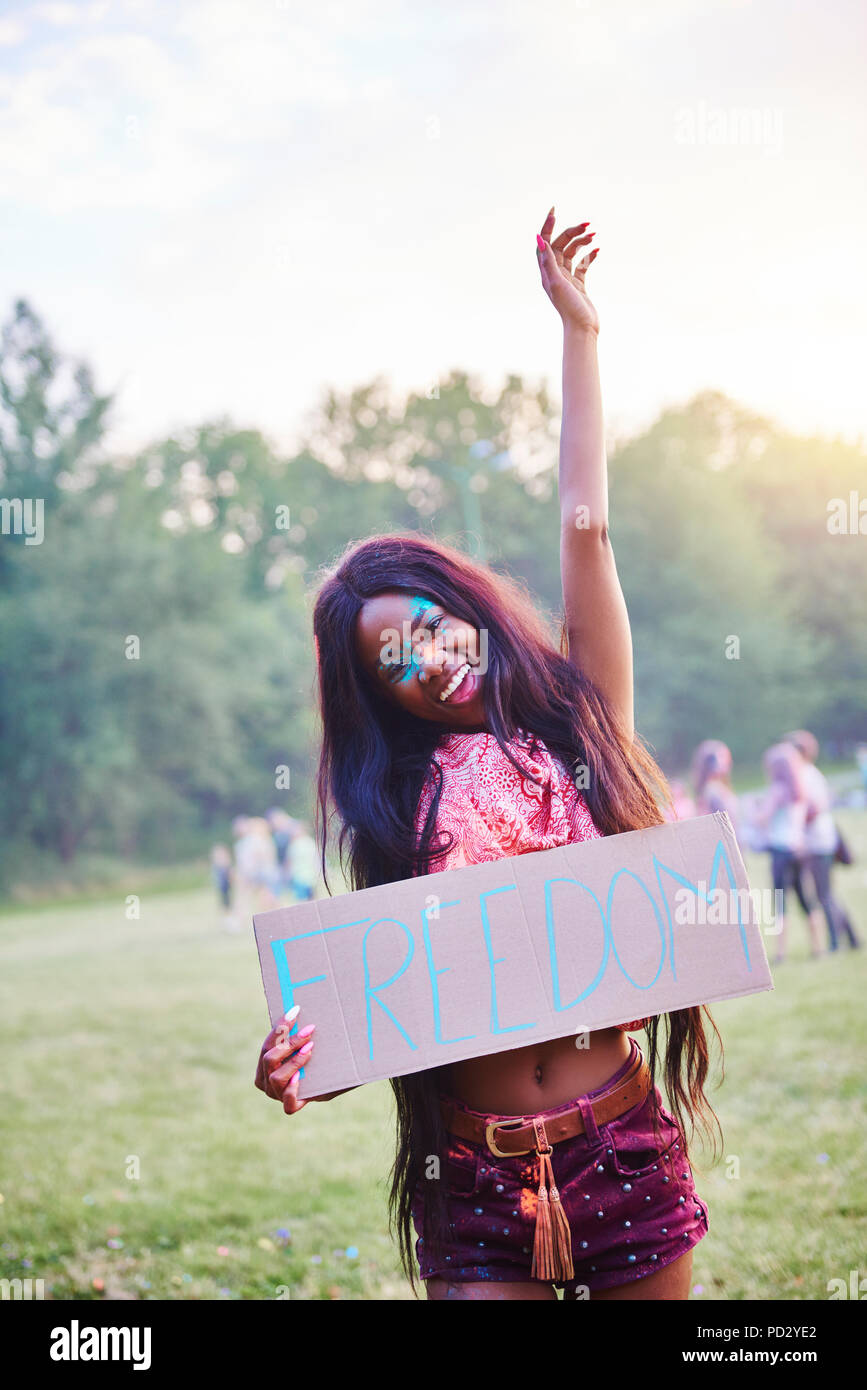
[535,206,600,334]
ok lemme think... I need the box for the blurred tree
[300,369,560,570]
[0,304,314,873]
[0,466,313,863]
[607,392,815,767]
[0,299,112,578]
[731,431,867,747]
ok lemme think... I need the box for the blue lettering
[362,917,418,1061]
[544,877,610,1010]
[420,901,477,1045]
[652,839,751,979]
[270,937,331,1078]
[605,869,666,989]
[478,885,537,1034]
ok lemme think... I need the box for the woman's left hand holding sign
[254,1003,315,1114]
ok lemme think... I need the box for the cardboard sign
[253,812,772,1099]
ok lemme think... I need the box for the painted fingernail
[297,1041,314,1057]
[296,1024,316,1038]
[283,1004,300,1022]
[536,233,546,250]
[288,1072,300,1088]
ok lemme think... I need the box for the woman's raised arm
[535,208,634,743]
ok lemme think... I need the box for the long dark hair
[312,532,722,1294]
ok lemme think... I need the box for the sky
[1,0,865,458]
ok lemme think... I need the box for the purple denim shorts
[410,1041,709,1292]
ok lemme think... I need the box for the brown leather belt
[440,1048,652,1159]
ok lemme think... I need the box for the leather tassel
[530,1151,554,1280]
[531,1149,574,1282]
[547,1160,575,1281]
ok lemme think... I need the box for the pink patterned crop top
[414,728,646,1033]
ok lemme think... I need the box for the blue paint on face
[377,592,444,685]
[410,593,436,625]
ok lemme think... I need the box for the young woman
[255,209,719,1300]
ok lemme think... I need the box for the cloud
[0,1,375,211]
[0,18,28,45]
[34,1,113,25]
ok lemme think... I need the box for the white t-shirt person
[801,762,839,857]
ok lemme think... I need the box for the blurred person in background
[756,743,825,964]
[287,818,320,901]
[233,815,280,921]
[266,808,296,892]
[690,740,740,842]
[736,789,769,854]
[210,843,233,924]
[663,778,696,822]
[855,744,867,801]
[783,730,861,952]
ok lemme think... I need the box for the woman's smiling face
[355,590,487,728]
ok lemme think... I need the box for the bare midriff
[436,1027,632,1116]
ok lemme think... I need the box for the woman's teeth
[439,662,471,702]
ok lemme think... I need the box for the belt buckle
[485,1117,531,1159]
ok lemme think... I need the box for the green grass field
[2,816,865,1302]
